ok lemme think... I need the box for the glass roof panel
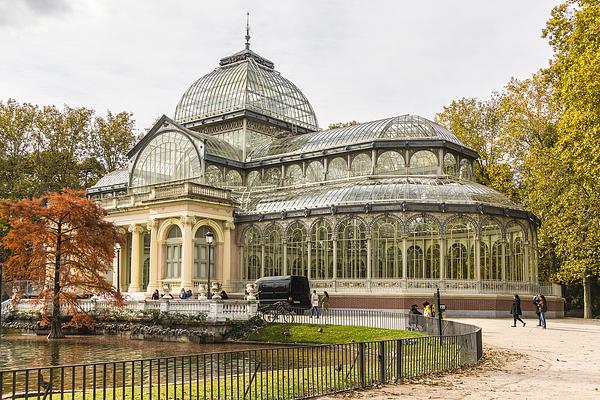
[235,177,521,214]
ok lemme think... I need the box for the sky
[0,0,561,132]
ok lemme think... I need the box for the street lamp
[205,231,214,299]
[115,243,121,294]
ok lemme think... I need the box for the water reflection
[0,333,269,370]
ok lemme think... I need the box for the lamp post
[115,243,121,294]
[205,231,214,299]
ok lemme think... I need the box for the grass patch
[242,323,423,344]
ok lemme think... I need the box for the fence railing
[0,308,482,399]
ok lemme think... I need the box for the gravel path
[321,317,600,400]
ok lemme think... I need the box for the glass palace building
[89,40,563,316]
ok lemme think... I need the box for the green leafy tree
[536,0,600,318]
[328,120,359,129]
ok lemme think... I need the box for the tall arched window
[225,170,242,187]
[481,220,503,280]
[350,153,371,177]
[327,157,348,180]
[263,168,281,186]
[445,218,476,280]
[406,216,440,279]
[372,217,403,279]
[443,153,457,177]
[409,150,438,175]
[193,226,215,280]
[305,161,325,183]
[242,226,262,280]
[284,164,303,186]
[459,159,473,180]
[246,170,262,188]
[507,222,525,281]
[205,165,223,187]
[164,225,182,279]
[311,219,333,279]
[375,151,405,175]
[264,224,283,276]
[287,222,308,276]
[336,218,367,279]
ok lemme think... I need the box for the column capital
[224,221,235,230]
[128,224,144,234]
[146,219,159,231]
[180,216,197,227]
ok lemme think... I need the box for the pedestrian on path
[310,290,320,319]
[321,291,331,315]
[533,295,541,325]
[510,294,526,327]
[423,301,432,317]
[535,294,548,329]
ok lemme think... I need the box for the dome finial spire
[245,12,251,50]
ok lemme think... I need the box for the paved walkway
[322,317,600,400]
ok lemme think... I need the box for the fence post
[378,341,386,383]
[395,339,402,382]
[358,342,366,387]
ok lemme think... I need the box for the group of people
[409,301,436,317]
[510,293,548,328]
[309,290,331,318]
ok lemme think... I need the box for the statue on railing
[197,284,208,300]
[210,282,222,300]
[245,283,257,300]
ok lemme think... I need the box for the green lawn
[242,323,423,344]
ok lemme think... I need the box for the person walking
[510,294,526,327]
[321,291,331,316]
[533,295,541,326]
[535,294,548,329]
[310,290,320,319]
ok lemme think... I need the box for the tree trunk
[48,223,64,339]
[583,276,592,319]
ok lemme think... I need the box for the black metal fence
[0,309,482,399]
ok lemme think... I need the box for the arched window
[131,131,202,188]
[507,222,525,281]
[205,165,223,186]
[165,225,182,279]
[459,159,473,180]
[284,164,304,186]
[445,218,476,280]
[375,151,405,175]
[193,226,215,280]
[336,218,367,279]
[264,224,283,276]
[287,222,308,276]
[327,157,348,180]
[443,153,457,177]
[246,170,262,188]
[242,226,262,280]
[311,219,333,279]
[372,217,403,279]
[225,170,242,187]
[409,150,438,175]
[407,216,440,279]
[305,161,325,183]
[350,153,371,177]
[481,220,503,280]
[263,168,281,186]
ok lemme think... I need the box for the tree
[328,120,359,129]
[0,189,122,338]
[92,111,136,173]
[539,0,600,318]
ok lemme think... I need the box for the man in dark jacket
[535,294,548,329]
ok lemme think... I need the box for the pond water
[0,332,268,370]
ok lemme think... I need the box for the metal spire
[245,12,251,50]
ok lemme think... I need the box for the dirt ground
[321,317,600,400]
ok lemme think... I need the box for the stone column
[146,219,160,294]
[128,224,144,292]
[261,245,265,277]
[307,241,312,280]
[332,237,338,280]
[180,217,195,292]
[222,221,234,289]
[524,241,530,282]
[402,236,407,279]
[283,240,288,275]
[501,240,507,282]
[475,236,481,281]
[439,237,446,281]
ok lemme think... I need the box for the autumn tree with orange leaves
[0,189,121,339]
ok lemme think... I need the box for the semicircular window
[225,170,243,187]
[350,153,371,177]
[409,150,438,175]
[375,151,405,175]
[131,131,202,188]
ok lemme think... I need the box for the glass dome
[174,48,319,131]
